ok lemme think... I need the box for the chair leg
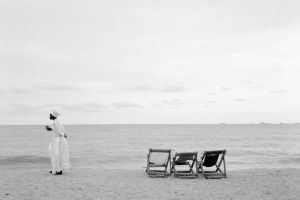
[169,161,172,175]
[223,158,227,177]
[200,163,207,179]
[216,165,224,174]
[195,161,199,177]
[146,154,149,174]
[165,165,169,176]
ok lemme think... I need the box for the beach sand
[1,166,300,200]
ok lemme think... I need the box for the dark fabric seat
[172,152,198,178]
[202,154,219,167]
[198,150,227,179]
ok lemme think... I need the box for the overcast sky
[1,0,300,124]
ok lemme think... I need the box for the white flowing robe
[49,119,70,173]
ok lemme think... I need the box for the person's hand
[45,126,52,131]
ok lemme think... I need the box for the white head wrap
[50,109,60,118]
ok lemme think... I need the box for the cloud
[11,87,36,94]
[0,87,36,95]
[2,83,89,96]
[62,103,108,113]
[126,85,156,92]
[163,99,184,106]
[162,86,186,93]
[36,84,84,92]
[203,105,211,109]
[120,85,187,93]
[241,80,253,85]
[202,100,216,109]
[1,103,110,116]
[2,104,44,115]
[204,100,216,104]
[269,89,286,94]
[221,86,230,91]
[0,90,6,95]
[235,98,246,102]
[111,102,142,109]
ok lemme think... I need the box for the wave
[0,155,49,165]
[277,156,300,164]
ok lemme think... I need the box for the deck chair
[146,149,171,178]
[172,152,198,178]
[198,149,227,179]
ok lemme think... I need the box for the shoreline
[1,167,300,200]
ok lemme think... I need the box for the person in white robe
[45,109,70,175]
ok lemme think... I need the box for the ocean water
[0,124,300,170]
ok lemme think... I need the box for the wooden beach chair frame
[198,149,227,179]
[146,148,172,178]
[172,152,198,178]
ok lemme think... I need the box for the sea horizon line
[1,122,300,126]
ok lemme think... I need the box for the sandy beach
[1,166,300,200]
